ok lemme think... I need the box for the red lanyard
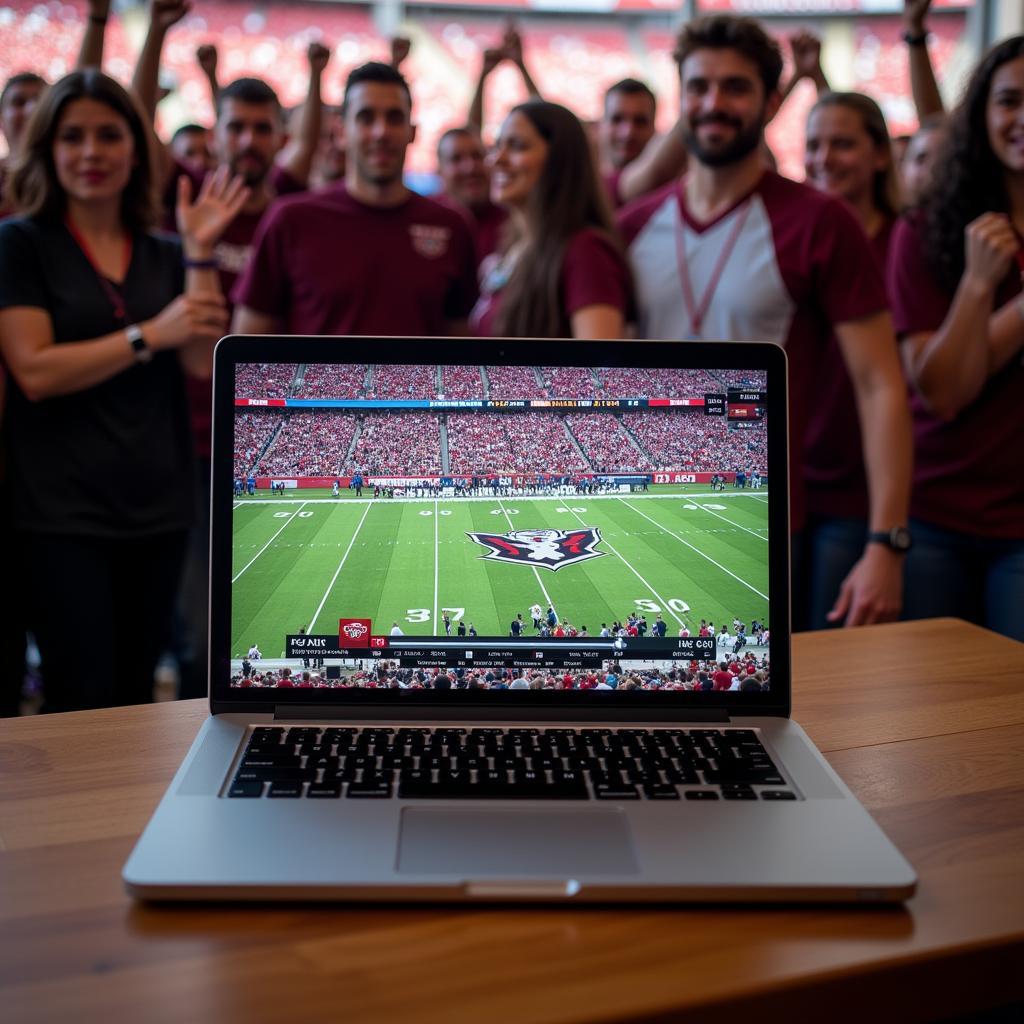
[64,216,133,322]
[674,191,752,338]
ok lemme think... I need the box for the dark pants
[174,459,211,700]
[23,530,187,712]
[0,483,28,716]
[903,519,1024,642]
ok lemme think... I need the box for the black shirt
[0,216,193,537]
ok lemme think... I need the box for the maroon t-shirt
[435,193,508,265]
[603,169,625,209]
[233,184,478,335]
[887,215,1024,539]
[471,228,631,338]
[802,217,895,520]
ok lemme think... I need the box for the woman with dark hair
[799,91,903,629]
[886,37,1024,641]
[0,70,247,711]
[472,100,633,339]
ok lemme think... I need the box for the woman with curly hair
[800,91,903,629]
[887,36,1024,640]
[471,100,633,339]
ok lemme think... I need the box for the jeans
[805,516,868,631]
[903,519,1024,642]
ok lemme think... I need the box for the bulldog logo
[465,528,605,572]
[409,224,451,259]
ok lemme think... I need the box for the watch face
[891,527,912,552]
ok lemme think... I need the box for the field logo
[465,528,605,572]
[338,618,372,648]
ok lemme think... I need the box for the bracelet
[902,29,929,46]
[184,257,218,269]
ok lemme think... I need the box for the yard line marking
[564,507,684,626]
[308,501,374,632]
[228,491,770,507]
[619,498,769,601]
[497,498,556,618]
[232,501,242,510]
[690,503,768,541]
[432,498,439,634]
[232,501,308,583]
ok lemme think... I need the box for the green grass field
[230,486,770,659]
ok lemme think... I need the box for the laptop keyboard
[227,726,796,801]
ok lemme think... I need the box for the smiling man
[617,15,913,630]
[232,63,477,337]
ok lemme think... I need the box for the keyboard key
[685,791,719,800]
[228,781,263,798]
[306,784,342,799]
[267,781,303,797]
[347,781,392,798]
[235,767,315,783]
[643,785,680,800]
[722,788,758,800]
[760,790,797,801]
[594,785,640,800]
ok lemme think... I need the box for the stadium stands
[348,411,442,474]
[622,410,766,472]
[485,364,543,399]
[370,363,438,399]
[234,362,299,398]
[295,363,369,399]
[542,365,598,398]
[256,410,358,476]
[565,413,652,473]
[233,409,280,476]
[600,367,716,397]
[440,364,484,399]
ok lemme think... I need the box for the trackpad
[397,807,639,875]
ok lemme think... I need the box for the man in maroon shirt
[599,79,657,204]
[435,127,507,264]
[233,63,477,337]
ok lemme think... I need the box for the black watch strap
[902,29,929,46]
[867,527,913,553]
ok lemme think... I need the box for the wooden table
[1,618,1022,1024]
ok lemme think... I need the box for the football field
[230,489,771,658]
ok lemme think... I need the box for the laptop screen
[222,349,780,702]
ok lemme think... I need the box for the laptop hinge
[273,705,731,723]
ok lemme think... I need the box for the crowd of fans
[232,650,770,692]
[234,362,299,399]
[542,365,600,398]
[711,370,769,391]
[348,412,442,475]
[255,410,359,476]
[484,364,543,399]
[599,367,716,397]
[566,413,653,473]
[440,363,484,399]
[622,411,767,473]
[233,410,280,478]
[370,363,438,400]
[295,363,368,399]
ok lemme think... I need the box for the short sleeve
[0,220,47,311]
[231,203,290,315]
[886,215,951,338]
[442,214,479,321]
[562,230,630,317]
[270,164,307,198]
[807,199,888,326]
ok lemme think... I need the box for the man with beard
[618,15,912,630]
[232,62,477,337]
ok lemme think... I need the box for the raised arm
[390,36,411,72]
[617,114,688,206]
[779,31,829,108]
[196,43,220,114]
[277,41,330,186]
[76,0,111,70]
[132,0,191,124]
[467,48,504,137]
[504,22,542,100]
[901,214,1024,420]
[904,0,944,121]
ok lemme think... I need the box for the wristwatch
[901,29,929,46]
[126,323,153,364]
[867,526,913,553]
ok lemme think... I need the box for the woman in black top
[0,70,247,711]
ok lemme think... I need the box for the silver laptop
[123,337,916,902]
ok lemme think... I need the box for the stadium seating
[485,364,543,399]
[256,409,358,476]
[565,413,652,473]
[600,367,716,397]
[542,365,599,398]
[295,363,369,399]
[233,409,280,476]
[440,363,484,399]
[370,363,438,399]
[234,362,299,398]
[622,410,767,472]
[348,411,441,474]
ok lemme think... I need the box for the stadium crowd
[2,0,1022,718]
[566,413,653,474]
[542,365,600,398]
[233,409,280,478]
[295,362,368,399]
[622,411,766,473]
[440,363,483,399]
[599,367,716,397]
[255,409,358,476]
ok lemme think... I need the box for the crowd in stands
[256,410,358,476]
[566,413,652,473]
[485,364,542,399]
[542,365,599,398]
[234,362,299,399]
[295,363,368,399]
[233,410,280,478]
[370,363,438,400]
[711,370,769,390]
[623,411,767,473]
[440,363,483,399]
[232,651,770,692]
[599,367,716,397]
[348,412,442,475]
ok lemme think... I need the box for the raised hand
[149,0,190,33]
[789,31,823,80]
[196,43,218,76]
[308,40,331,75]
[481,47,504,76]
[963,213,1019,291]
[389,36,411,69]
[903,0,934,35]
[176,166,251,255]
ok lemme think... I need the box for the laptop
[123,336,916,902]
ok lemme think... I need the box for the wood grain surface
[1,618,1022,1024]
